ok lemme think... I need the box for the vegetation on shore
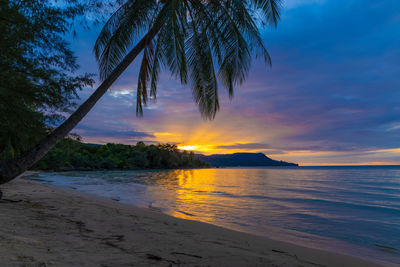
[0,0,93,160]
[33,137,209,171]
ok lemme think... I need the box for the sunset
[63,0,400,166]
[1,0,399,266]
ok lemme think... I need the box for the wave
[205,190,400,216]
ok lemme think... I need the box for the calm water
[29,167,400,265]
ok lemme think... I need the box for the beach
[0,176,383,267]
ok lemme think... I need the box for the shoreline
[0,176,385,266]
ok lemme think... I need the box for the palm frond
[207,0,252,98]
[186,11,219,119]
[93,0,282,119]
[149,32,165,100]
[94,0,158,80]
[230,0,272,66]
[248,0,282,26]
[161,0,188,84]
[136,42,154,116]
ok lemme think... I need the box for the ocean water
[28,167,400,265]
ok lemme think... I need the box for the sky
[68,0,400,166]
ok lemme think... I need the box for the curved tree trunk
[0,26,161,185]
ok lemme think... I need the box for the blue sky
[68,0,400,165]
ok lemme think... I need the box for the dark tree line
[33,138,209,171]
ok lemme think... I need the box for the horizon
[80,140,400,167]
[68,0,400,166]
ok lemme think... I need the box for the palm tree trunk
[0,26,161,185]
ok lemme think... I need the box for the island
[196,153,298,167]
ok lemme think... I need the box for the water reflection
[170,169,219,222]
[150,169,267,227]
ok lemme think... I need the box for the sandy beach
[0,176,382,267]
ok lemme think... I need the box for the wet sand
[0,176,382,266]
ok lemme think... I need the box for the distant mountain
[196,153,298,167]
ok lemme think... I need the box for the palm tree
[0,0,281,185]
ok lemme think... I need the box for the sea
[27,166,400,265]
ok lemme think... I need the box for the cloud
[109,89,134,98]
[215,143,271,150]
[74,125,153,140]
[284,0,327,9]
[262,149,286,155]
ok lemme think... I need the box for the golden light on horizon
[177,144,215,153]
[178,145,199,151]
[370,148,400,154]
[133,118,400,165]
